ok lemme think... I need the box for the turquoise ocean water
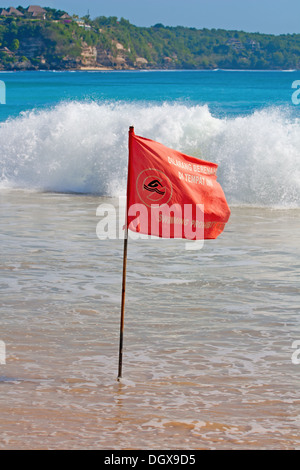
[0,70,299,121]
[0,71,300,449]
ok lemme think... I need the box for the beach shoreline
[0,191,299,449]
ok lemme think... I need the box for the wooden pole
[117,228,128,380]
[117,126,134,380]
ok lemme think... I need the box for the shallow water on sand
[0,190,299,449]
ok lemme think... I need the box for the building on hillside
[27,5,47,19]
[0,9,9,16]
[7,7,24,16]
[246,40,261,51]
[31,11,46,19]
[74,19,85,27]
[226,38,244,50]
[60,13,71,19]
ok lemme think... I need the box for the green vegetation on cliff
[0,6,299,70]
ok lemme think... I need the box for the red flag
[126,127,230,240]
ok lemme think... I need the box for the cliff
[0,8,300,70]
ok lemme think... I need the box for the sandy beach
[79,66,115,71]
[0,191,299,449]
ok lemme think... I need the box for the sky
[1,0,300,35]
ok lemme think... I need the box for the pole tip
[129,126,134,134]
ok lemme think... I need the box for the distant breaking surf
[0,101,299,208]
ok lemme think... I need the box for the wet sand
[0,191,299,449]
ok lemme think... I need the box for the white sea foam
[0,101,299,207]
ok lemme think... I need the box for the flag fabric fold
[126,128,230,240]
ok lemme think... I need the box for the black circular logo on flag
[136,168,173,207]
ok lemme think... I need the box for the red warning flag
[126,127,230,240]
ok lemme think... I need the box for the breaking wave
[0,101,299,207]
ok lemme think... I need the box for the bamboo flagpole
[117,126,134,381]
